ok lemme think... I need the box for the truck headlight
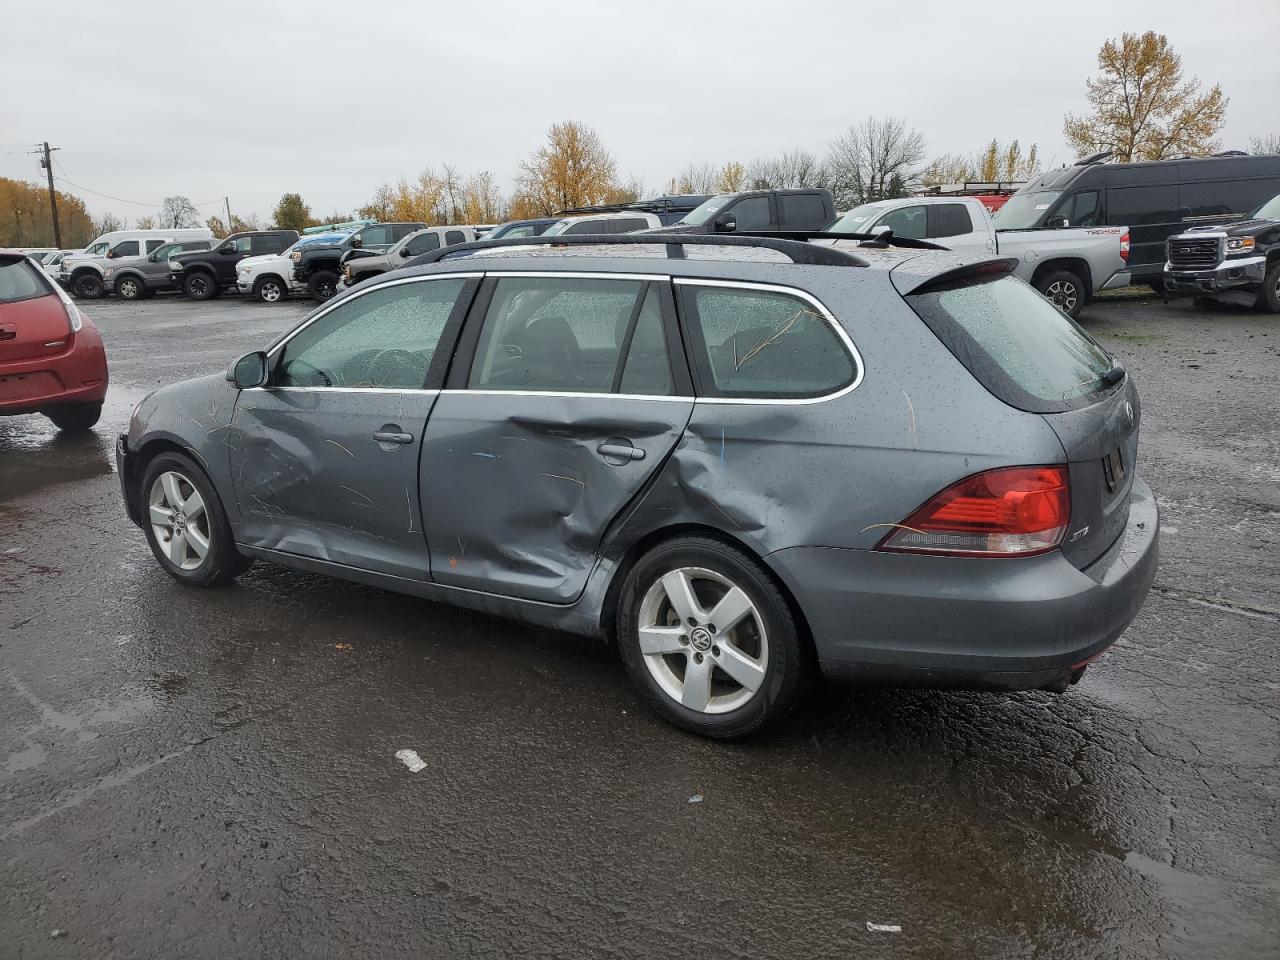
[291,251,302,262]
[103,267,114,277]
[1226,237,1255,253]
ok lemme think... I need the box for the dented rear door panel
[420,393,694,603]
[230,387,437,579]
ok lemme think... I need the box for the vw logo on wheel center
[690,627,713,652]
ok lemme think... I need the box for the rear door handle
[596,441,645,462]
[373,431,414,445]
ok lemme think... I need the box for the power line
[51,158,226,209]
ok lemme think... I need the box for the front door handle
[597,441,645,462]
[373,430,414,445]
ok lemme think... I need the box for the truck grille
[1168,237,1220,270]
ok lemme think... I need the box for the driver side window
[277,278,465,389]
[876,205,927,239]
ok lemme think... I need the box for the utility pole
[225,197,233,233]
[39,142,62,248]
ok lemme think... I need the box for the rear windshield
[0,258,51,304]
[907,274,1115,413]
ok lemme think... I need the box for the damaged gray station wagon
[118,233,1159,738]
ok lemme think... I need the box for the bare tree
[1251,134,1280,155]
[91,211,126,235]
[826,117,928,207]
[746,149,827,190]
[159,196,201,229]
[667,162,720,195]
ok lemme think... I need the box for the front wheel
[140,452,252,587]
[46,402,102,432]
[184,272,216,301]
[72,272,104,299]
[1037,269,1085,319]
[114,275,144,300]
[1262,262,1280,314]
[616,537,809,739]
[253,275,287,303]
[308,270,339,301]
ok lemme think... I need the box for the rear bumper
[766,477,1159,690]
[1163,255,1267,296]
[0,323,109,416]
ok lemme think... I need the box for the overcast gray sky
[3,0,1278,226]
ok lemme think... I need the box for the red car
[0,250,108,431]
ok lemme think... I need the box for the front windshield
[1250,194,1280,220]
[992,191,1061,230]
[826,203,888,232]
[676,194,733,226]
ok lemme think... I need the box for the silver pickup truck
[825,196,1130,317]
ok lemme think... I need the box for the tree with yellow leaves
[514,121,618,216]
[1064,31,1227,162]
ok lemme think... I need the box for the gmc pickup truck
[822,196,1130,318]
[1163,193,1280,312]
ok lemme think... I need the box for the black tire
[45,402,102,432]
[616,536,809,739]
[253,275,287,303]
[308,270,339,301]
[1262,261,1280,314]
[184,272,217,301]
[139,451,252,587]
[72,272,104,300]
[1036,269,1085,319]
[114,275,144,300]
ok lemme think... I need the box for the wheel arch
[598,522,816,656]
[1031,258,1093,302]
[123,437,214,525]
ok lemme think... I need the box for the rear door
[419,272,694,603]
[231,274,479,579]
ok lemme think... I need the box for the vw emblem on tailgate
[1125,401,1134,425]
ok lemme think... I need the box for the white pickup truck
[826,196,1131,317]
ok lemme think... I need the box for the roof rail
[408,232,869,268]
[737,229,949,251]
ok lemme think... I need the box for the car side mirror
[399,247,412,257]
[220,245,238,254]
[1047,216,1070,228]
[350,236,363,248]
[227,351,269,389]
[713,213,737,233]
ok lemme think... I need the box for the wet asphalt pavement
[2,291,1278,959]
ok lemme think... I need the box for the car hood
[237,253,288,270]
[1182,217,1276,238]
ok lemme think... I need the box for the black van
[992,153,1280,284]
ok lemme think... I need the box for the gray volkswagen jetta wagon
[117,233,1159,738]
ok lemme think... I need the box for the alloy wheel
[260,280,283,302]
[119,278,139,299]
[149,471,211,571]
[637,566,768,714]
[1046,280,1078,312]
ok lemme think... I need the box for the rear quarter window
[906,273,1116,413]
[677,283,857,399]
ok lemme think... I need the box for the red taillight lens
[1119,232,1130,263]
[877,465,1070,557]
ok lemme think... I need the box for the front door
[231,275,476,579]
[421,274,694,603]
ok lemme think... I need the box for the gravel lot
[2,290,1277,959]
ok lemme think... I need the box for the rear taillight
[877,465,1070,557]
[1119,232,1130,263]
[51,282,83,332]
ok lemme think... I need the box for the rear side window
[1107,184,1179,225]
[678,284,856,399]
[0,258,49,303]
[779,193,827,227]
[610,218,649,233]
[907,274,1115,413]
[444,230,466,245]
[932,204,973,238]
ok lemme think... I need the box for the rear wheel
[253,275,286,303]
[308,270,339,301]
[1037,269,1085,318]
[114,275,144,300]
[45,402,102,432]
[1262,262,1280,314]
[184,272,216,300]
[616,537,808,739]
[72,272,104,300]
[140,452,252,587]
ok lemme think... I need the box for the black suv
[292,222,426,301]
[656,189,836,234]
[168,230,299,301]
